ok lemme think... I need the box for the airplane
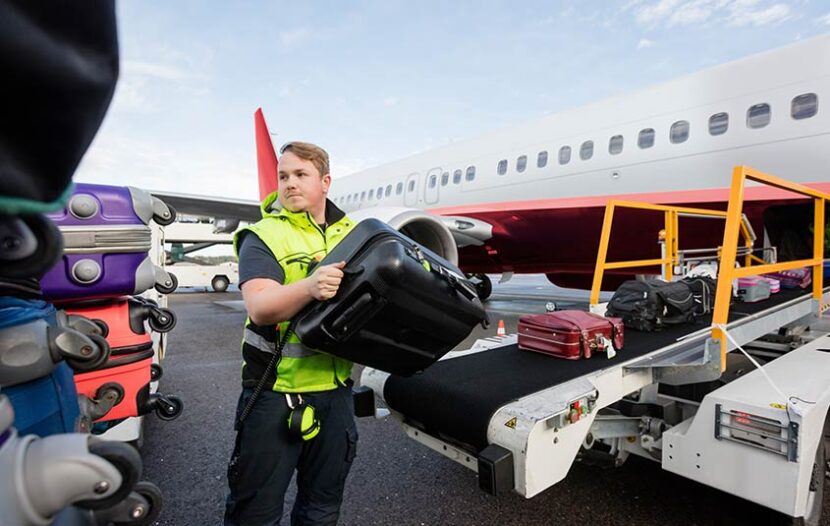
[154,33,830,300]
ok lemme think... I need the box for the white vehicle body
[167,261,239,292]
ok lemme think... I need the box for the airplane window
[368,189,374,200]
[579,141,593,160]
[558,146,571,164]
[516,155,527,173]
[637,128,655,149]
[353,193,358,202]
[537,151,548,168]
[360,191,366,201]
[792,93,818,120]
[746,103,770,129]
[377,186,383,199]
[396,182,403,195]
[608,135,623,155]
[709,113,728,135]
[441,172,449,186]
[429,174,437,189]
[466,166,476,181]
[497,160,507,175]
[670,120,689,143]
[453,169,462,184]
[385,184,392,197]
[407,180,416,192]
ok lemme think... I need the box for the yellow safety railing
[589,201,756,305]
[711,166,830,371]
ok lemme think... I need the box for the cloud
[280,28,310,47]
[637,38,655,49]
[817,12,830,25]
[123,60,192,81]
[383,96,399,107]
[626,0,792,28]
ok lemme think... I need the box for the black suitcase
[293,219,488,376]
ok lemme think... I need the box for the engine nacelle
[347,207,459,266]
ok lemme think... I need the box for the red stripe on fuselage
[427,182,830,215]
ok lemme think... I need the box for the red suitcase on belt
[517,310,624,360]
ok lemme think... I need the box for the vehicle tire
[211,275,230,293]
[473,274,492,301]
[155,395,183,421]
[75,440,142,510]
[788,414,830,526]
[154,272,178,294]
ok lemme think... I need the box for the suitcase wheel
[151,201,177,226]
[127,481,164,526]
[0,214,63,279]
[96,382,125,408]
[75,440,142,510]
[92,319,110,338]
[150,363,163,382]
[64,334,112,373]
[154,272,178,295]
[154,394,183,421]
[147,307,177,333]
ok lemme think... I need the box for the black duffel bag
[606,278,696,331]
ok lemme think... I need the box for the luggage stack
[1,188,166,523]
[41,183,184,428]
[1,6,166,520]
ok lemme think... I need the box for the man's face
[277,151,330,213]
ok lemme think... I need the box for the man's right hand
[307,261,346,301]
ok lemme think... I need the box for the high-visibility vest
[234,191,355,393]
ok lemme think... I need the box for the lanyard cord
[235,321,295,431]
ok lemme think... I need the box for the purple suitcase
[40,184,178,302]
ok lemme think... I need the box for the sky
[75,0,830,200]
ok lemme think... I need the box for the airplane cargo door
[424,167,441,205]
[404,172,419,207]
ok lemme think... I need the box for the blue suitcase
[4,362,81,437]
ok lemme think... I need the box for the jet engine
[347,207,459,266]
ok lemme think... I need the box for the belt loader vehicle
[361,167,830,524]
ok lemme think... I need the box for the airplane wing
[149,190,261,223]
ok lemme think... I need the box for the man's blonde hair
[279,141,330,177]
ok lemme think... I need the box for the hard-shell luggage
[74,349,183,423]
[64,297,176,355]
[517,310,623,360]
[4,362,81,437]
[39,184,178,302]
[737,277,771,303]
[764,277,781,293]
[765,268,811,289]
[294,218,487,376]
[605,278,695,332]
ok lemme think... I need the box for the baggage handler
[225,142,357,526]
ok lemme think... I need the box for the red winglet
[254,108,279,201]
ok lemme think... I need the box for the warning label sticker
[505,417,517,429]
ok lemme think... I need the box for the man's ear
[321,173,332,194]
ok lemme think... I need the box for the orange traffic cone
[497,319,506,337]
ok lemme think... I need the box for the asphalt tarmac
[141,276,827,525]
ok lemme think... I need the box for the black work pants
[224,386,358,526]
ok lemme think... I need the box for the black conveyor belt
[384,288,810,452]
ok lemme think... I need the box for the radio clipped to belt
[285,393,320,441]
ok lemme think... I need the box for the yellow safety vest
[234,191,355,393]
